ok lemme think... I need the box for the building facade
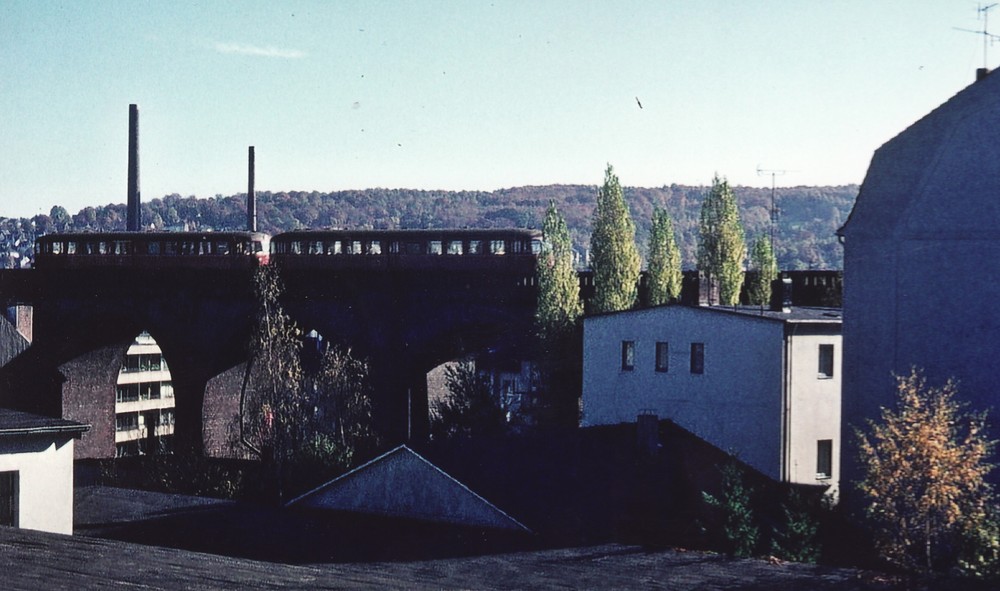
[0,408,88,534]
[114,332,174,457]
[838,70,1000,488]
[582,305,841,489]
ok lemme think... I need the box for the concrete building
[582,304,841,489]
[0,408,88,534]
[838,69,1000,487]
[114,332,175,457]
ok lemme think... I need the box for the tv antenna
[756,166,790,247]
[954,3,1000,69]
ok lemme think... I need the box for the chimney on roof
[126,104,141,231]
[770,276,793,313]
[247,146,257,232]
[977,67,991,82]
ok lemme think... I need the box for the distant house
[581,304,841,490]
[838,69,1000,487]
[0,408,89,534]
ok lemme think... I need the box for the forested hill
[1,184,856,270]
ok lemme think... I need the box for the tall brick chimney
[127,104,141,231]
[247,146,257,232]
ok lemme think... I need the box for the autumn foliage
[855,367,998,574]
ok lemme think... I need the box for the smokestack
[127,104,141,231]
[977,67,991,82]
[247,146,257,232]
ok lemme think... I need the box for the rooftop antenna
[756,166,789,247]
[954,3,1000,69]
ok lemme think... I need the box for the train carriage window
[490,240,505,255]
[309,241,322,255]
[164,241,178,255]
[352,240,362,255]
[368,241,382,255]
[511,239,524,253]
[389,241,400,254]
[198,241,211,255]
[429,241,443,255]
[147,242,160,255]
[291,241,302,255]
[326,241,342,255]
[67,241,77,255]
[468,240,483,255]
[531,239,543,254]
[52,242,63,255]
[404,242,422,254]
[216,241,230,255]
[447,240,463,255]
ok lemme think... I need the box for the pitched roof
[0,407,90,437]
[287,445,531,532]
[840,70,1000,240]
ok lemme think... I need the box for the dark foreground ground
[0,522,921,591]
[0,486,962,590]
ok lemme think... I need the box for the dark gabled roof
[0,408,89,437]
[288,445,531,532]
[840,70,1000,240]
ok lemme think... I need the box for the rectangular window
[818,344,835,378]
[690,342,705,374]
[468,240,482,255]
[428,240,443,255]
[0,471,19,527]
[621,341,635,371]
[490,240,506,255]
[817,439,833,479]
[655,342,669,373]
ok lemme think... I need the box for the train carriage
[33,231,271,270]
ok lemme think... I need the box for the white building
[582,304,841,489]
[114,332,175,457]
[838,69,1000,488]
[0,408,88,534]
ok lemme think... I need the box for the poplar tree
[535,201,583,426]
[698,174,746,305]
[590,164,641,314]
[646,206,683,306]
[536,201,582,339]
[748,235,778,306]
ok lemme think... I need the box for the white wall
[786,330,842,489]
[582,306,786,480]
[0,435,76,535]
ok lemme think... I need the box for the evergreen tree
[748,235,778,306]
[646,206,683,306]
[856,367,997,573]
[589,164,641,314]
[698,175,746,305]
[536,201,582,339]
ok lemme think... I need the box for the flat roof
[0,408,90,437]
[586,304,842,325]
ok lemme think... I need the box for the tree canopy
[589,164,641,314]
[646,206,683,306]
[698,175,746,305]
[748,235,778,306]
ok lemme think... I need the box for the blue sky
[0,1,993,219]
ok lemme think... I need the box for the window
[0,471,19,527]
[468,240,483,254]
[818,344,835,378]
[655,342,669,373]
[817,439,833,479]
[621,341,635,371]
[447,240,463,255]
[490,240,506,255]
[690,343,705,374]
[116,412,139,432]
[428,240,443,255]
[368,240,382,255]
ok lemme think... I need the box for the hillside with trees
[0,183,856,270]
